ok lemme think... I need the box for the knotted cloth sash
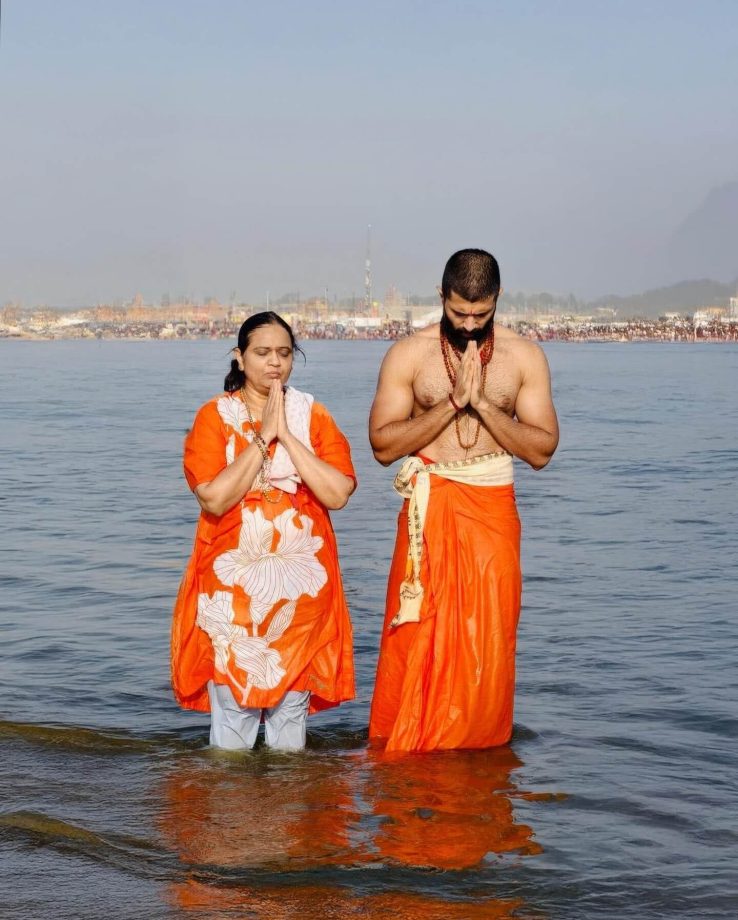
[391,451,514,627]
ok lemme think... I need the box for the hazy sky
[1,0,737,306]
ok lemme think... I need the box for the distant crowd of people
[295,317,738,344]
[523,319,738,342]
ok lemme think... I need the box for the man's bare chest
[413,347,520,415]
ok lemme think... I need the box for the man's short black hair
[441,249,501,302]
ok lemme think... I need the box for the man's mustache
[441,311,494,348]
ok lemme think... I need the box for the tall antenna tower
[364,224,372,314]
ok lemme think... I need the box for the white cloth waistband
[390,451,513,628]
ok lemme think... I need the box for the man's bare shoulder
[495,323,548,367]
[415,322,440,341]
[382,326,438,363]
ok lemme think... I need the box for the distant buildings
[693,307,726,326]
[2,289,738,342]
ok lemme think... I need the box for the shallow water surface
[0,340,736,918]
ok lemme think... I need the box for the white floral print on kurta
[217,394,249,434]
[196,590,292,693]
[214,507,327,624]
[218,396,254,465]
[196,590,240,675]
[229,632,286,689]
[197,507,327,702]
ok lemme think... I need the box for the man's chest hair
[413,345,520,414]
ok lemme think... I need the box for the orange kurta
[171,392,355,715]
[369,467,521,751]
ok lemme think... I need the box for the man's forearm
[370,397,456,465]
[476,402,557,469]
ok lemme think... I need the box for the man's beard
[440,309,495,352]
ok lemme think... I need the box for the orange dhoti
[369,453,521,752]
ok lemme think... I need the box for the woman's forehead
[247,324,292,348]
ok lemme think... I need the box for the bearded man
[368,248,559,752]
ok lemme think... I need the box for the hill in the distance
[591,180,738,317]
[663,182,738,285]
[588,278,737,319]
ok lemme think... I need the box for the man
[368,248,559,752]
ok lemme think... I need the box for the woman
[171,312,356,751]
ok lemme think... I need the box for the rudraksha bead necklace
[440,325,495,450]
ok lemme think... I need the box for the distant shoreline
[3,311,737,344]
[2,331,737,344]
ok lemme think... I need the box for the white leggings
[207,681,310,751]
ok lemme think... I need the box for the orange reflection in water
[157,743,546,917]
[160,750,360,870]
[366,744,542,869]
[174,880,525,919]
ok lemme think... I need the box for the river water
[0,339,736,919]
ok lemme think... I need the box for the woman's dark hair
[224,311,305,391]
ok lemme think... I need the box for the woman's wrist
[278,427,297,450]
